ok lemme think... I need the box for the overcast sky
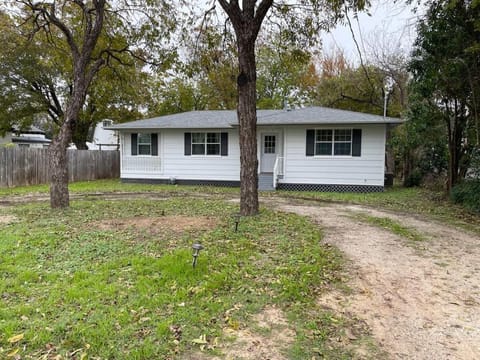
[321,1,425,62]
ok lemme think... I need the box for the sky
[321,1,425,62]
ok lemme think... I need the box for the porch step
[258,173,275,191]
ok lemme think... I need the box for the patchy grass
[0,197,360,359]
[1,180,478,235]
[275,186,480,236]
[352,213,427,245]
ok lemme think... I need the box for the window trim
[314,128,353,157]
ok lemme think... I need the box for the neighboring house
[68,120,119,150]
[0,126,51,148]
[107,107,402,192]
[90,119,119,150]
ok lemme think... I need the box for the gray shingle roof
[107,107,402,131]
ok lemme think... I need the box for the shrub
[404,170,423,187]
[451,180,480,213]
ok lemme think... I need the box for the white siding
[119,124,386,186]
[280,125,386,186]
[120,129,240,181]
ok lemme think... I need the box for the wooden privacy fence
[0,147,120,187]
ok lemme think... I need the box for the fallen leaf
[192,338,208,345]
[8,334,24,343]
[7,348,19,357]
[192,334,208,345]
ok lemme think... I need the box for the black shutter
[184,132,191,156]
[131,133,138,155]
[221,132,228,156]
[151,133,158,156]
[352,129,362,157]
[306,129,315,156]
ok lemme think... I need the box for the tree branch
[253,0,273,37]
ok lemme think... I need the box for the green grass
[0,179,240,198]
[353,213,427,244]
[0,197,359,359]
[3,180,479,234]
[1,180,477,357]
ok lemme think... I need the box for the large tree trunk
[49,75,88,208]
[216,0,273,215]
[49,117,75,208]
[237,38,259,215]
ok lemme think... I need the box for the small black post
[233,213,241,232]
[192,243,203,268]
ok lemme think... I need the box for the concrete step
[258,173,274,191]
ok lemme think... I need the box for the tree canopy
[408,0,480,190]
[0,1,175,149]
[6,0,177,207]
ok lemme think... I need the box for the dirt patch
[192,306,294,360]
[273,200,480,360]
[221,306,294,360]
[95,215,217,236]
[0,214,16,224]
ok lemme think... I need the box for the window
[333,129,352,155]
[314,129,352,156]
[192,132,221,155]
[102,119,113,128]
[138,133,152,155]
[131,133,158,156]
[307,129,361,157]
[264,135,276,154]
[315,129,332,155]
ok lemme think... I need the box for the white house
[90,119,119,150]
[107,107,402,192]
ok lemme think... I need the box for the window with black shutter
[131,133,159,156]
[306,129,361,157]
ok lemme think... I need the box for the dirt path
[274,200,480,360]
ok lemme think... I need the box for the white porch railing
[272,156,284,189]
[122,156,161,173]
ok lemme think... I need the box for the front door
[260,133,278,173]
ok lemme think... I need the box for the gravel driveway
[275,200,480,360]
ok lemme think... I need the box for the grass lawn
[2,180,479,232]
[0,195,362,359]
[1,180,478,358]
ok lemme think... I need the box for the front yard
[1,180,479,359]
[0,192,360,359]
